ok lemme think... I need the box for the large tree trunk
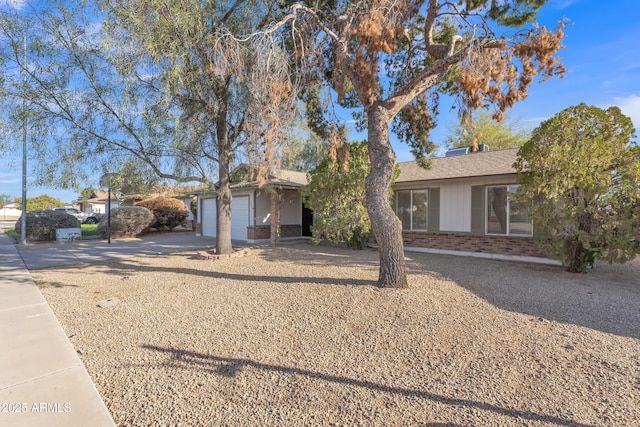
[216,101,234,255]
[365,104,408,288]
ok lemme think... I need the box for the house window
[396,190,428,230]
[486,185,532,236]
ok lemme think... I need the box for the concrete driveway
[17,232,219,270]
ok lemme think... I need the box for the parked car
[83,213,104,224]
[51,207,89,223]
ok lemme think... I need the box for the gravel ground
[32,243,640,427]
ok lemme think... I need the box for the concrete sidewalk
[0,232,217,426]
[0,233,114,426]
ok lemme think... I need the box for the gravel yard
[32,243,640,426]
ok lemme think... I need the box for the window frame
[396,189,429,231]
[485,184,532,237]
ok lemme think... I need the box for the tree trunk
[365,104,408,288]
[270,189,282,244]
[216,101,234,255]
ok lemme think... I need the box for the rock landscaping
[32,243,640,426]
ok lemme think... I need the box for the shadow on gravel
[404,252,640,340]
[142,344,597,427]
[37,252,379,288]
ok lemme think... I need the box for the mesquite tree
[282,0,566,287]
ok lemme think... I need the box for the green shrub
[96,206,154,239]
[14,210,80,241]
[135,196,189,231]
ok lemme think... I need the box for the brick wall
[248,225,302,240]
[402,231,549,258]
[247,226,270,240]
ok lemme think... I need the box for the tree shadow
[403,251,640,339]
[34,251,379,288]
[141,343,596,427]
[36,281,80,289]
[29,239,640,338]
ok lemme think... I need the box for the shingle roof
[396,148,520,183]
[227,165,308,190]
[270,169,308,187]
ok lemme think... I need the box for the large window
[396,190,428,230]
[486,185,532,236]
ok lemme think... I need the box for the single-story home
[196,166,312,243]
[77,190,124,214]
[194,149,553,263]
[393,147,553,262]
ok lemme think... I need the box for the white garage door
[231,196,249,241]
[201,198,217,237]
[201,196,249,241]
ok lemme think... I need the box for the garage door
[231,196,249,241]
[201,198,217,237]
[201,196,249,241]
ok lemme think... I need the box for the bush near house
[135,196,189,231]
[14,210,80,241]
[97,206,154,239]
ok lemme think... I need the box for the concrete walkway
[0,233,114,426]
[0,232,218,426]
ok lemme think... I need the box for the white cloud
[611,94,640,131]
[552,0,579,10]
[0,0,27,10]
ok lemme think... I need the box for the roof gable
[230,164,307,188]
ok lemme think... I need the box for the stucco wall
[255,190,301,225]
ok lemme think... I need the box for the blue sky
[0,0,639,204]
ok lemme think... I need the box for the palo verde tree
[280,0,566,287]
[0,0,297,255]
[515,104,640,273]
[444,111,529,151]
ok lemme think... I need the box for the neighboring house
[78,186,202,227]
[77,190,123,214]
[197,166,312,242]
[78,190,164,214]
[1,202,22,220]
[393,147,553,262]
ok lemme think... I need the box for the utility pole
[20,31,27,245]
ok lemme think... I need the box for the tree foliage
[79,187,98,201]
[515,104,640,272]
[14,194,65,212]
[302,140,373,248]
[0,0,297,255]
[282,0,566,287]
[281,115,329,171]
[445,111,529,151]
[135,196,189,231]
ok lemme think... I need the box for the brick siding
[247,225,302,240]
[402,231,549,258]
